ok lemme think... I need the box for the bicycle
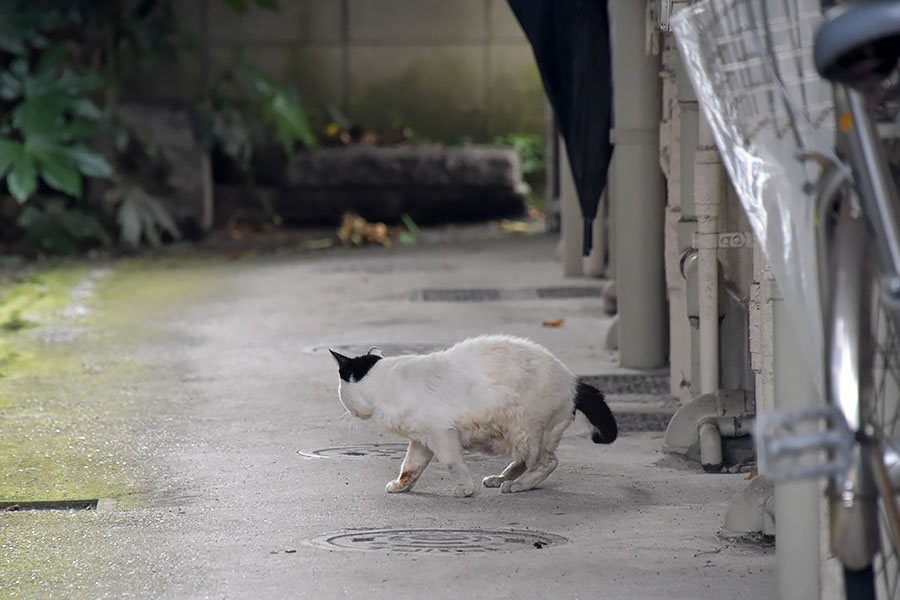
[671,0,900,598]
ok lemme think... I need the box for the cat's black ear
[329,349,350,367]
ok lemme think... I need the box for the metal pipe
[610,0,666,368]
[698,419,723,472]
[695,118,723,394]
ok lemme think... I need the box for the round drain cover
[299,443,409,460]
[299,444,490,462]
[312,528,567,553]
[305,343,446,357]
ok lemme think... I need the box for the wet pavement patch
[311,528,568,553]
[2,499,100,511]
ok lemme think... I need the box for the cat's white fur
[336,335,579,496]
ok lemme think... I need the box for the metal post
[772,288,821,600]
[560,138,584,277]
[610,0,667,368]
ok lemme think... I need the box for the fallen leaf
[542,319,564,328]
[3,505,20,512]
[745,471,757,480]
[301,238,334,250]
[501,220,531,234]
[527,206,545,220]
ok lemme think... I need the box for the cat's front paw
[385,479,412,493]
[452,483,475,497]
[482,475,504,488]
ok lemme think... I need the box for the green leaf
[253,0,280,10]
[267,91,317,153]
[117,195,143,247]
[61,145,114,178]
[8,151,37,202]
[0,70,22,100]
[0,139,23,179]
[221,0,249,13]
[13,94,68,136]
[57,119,99,142]
[72,98,103,121]
[39,154,82,197]
[35,43,68,79]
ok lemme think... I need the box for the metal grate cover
[311,528,567,553]
[535,286,605,299]
[418,286,604,302]
[421,288,502,302]
[580,373,669,395]
[2,499,99,511]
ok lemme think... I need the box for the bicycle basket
[678,0,832,150]
[672,0,833,393]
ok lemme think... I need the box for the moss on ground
[0,256,229,598]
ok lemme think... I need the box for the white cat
[329,335,617,497]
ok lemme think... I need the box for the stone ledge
[217,145,528,226]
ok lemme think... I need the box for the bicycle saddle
[814,1,900,87]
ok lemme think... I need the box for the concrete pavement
[0,230,775,599]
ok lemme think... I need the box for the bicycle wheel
[826,196,900,600]
[868,274,900,600]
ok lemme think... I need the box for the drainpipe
[695,118,723,396]
[610,0,667,369]
[692,114,726,468]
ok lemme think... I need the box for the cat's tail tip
[575,381,618,444]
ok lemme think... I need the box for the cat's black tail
[574,381,617,444]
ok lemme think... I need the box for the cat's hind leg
[386,439,433,493]
[499,451,558,493]
[499,422,567,493]
[429,429,475,497]
[482,461,526,488]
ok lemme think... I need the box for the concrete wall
[149,1,544,142]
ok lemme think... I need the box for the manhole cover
[312,528,567,553]
[580,374,669,395]
[300,443,410,460]
[305,343,446,356]
[299,443,489,462]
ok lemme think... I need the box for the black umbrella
[507,0,613,255]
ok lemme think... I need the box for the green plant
[238,59,318,155]
[16,196,112,255]
[492,133,545,177]
[0,45,113,203]
[113,183,181,248]
[220,0,280,13]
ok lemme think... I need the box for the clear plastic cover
[671,0,834,392]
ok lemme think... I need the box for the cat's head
[329,349,383,420]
